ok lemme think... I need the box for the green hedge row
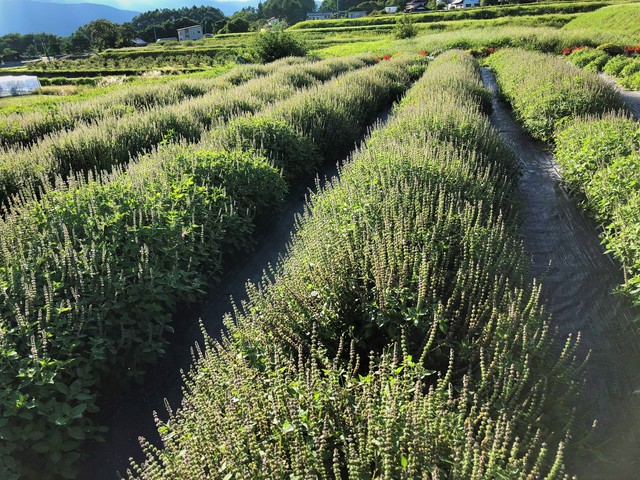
[487,48,621,142]
[555,114,640,302]
[567,46,640,90]
[0,58,308,150]
[290,1,607,30]
[0,56,372,209]
[0,55,417,479]
[128,51,582,480]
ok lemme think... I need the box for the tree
[116,23,136,48]
[262,0,315,24]
[68,29,91,53]
[85,19,119,51]
[252,26,307,62]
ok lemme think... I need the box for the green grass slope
[564,2,640,36]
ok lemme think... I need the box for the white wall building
[177,25,203,41]
[306,12,333,20]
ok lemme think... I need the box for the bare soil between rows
[482,67,640,479]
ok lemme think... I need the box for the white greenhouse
[0,75,41,97]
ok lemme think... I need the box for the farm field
[2,2,640,479]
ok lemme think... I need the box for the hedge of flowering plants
[565,44,640,90]
[128,51,584,480]
[487,48,622,142]
[0,56,375,210]
[0,59,306,150]
[555,113,640,304]
[0,55,420,479]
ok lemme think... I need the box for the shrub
[252,27,307,63]
[567,47,609,69]
[597,42,625,56]
[488,48,622,141]
[620,59,640,78]
[604,55,634,77]
[210,116,322,181]
[555,113,640,304]
[393,14,418,39]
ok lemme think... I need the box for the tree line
[0,1,318,61]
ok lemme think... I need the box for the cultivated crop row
[487,48,621,142]
[0,58,305,149]
[128,51,582,479]
[0,56,417,479]
[555,114,640,308]
[0,56,374,209]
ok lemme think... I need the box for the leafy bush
[393,14,418,39]
[555,113,640,303]
[0,148,285,478]
[488,48,622,141]
[620,59,640,78]
[252,27,307,63]
[211,116,322,181]
[567,46,609,69]
[620,71,640,89]
[597,42,625,56]
[604,54,634,77]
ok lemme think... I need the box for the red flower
[418,50,427,56]
[562,48,571,55]
[383,54,392,61]
[375,55,381,61]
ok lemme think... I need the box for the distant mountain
[0,0,140,36]
[34,0,262,17]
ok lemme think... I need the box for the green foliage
[0,57,350,206]
[596,42,625,56]
[262,0,316,24]
[393,15,418,40]
[0,54,412,477]
[487,48,622,142]
[0,147,285,478]
[211,116,322,181]
[555,113,640,304]
[291,1,607,30]
[567,47,610,72]
[129,50,582,480]
[563,3,640,37]
[604,54,634,77]
[252,27,308,63]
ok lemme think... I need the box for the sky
[36,0,257,9]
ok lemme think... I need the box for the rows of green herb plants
[487,48,621,142]
[128,50,583,480]
[555,114,640,305]
[567,45,640,89]
[0,56,417,479]
[0,57,308,149]
[290,1,608,30]
[0,56,373,210]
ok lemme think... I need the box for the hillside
[0,0,139,36]
[563,2,640,35]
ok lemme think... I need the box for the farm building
[177,25,203,41]
[385,6,398,13]
[446,0,479,8]
[307,11,333,20]
[348,11,367,18]
[404,1,427,12]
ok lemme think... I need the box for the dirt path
[75,111,392,480]
[482,68,640,479]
